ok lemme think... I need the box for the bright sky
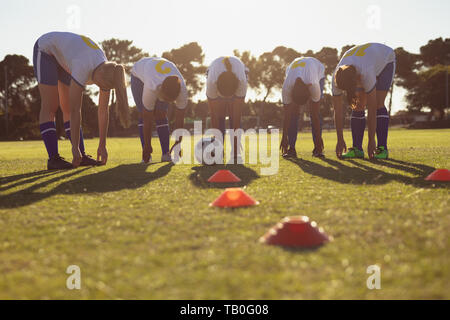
[1,0,449,112]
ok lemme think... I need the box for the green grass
[0,129,449,299]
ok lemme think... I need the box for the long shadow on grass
[189,165,259,189]
[0,170,61,193]
[0,163,173,209]
[287,157,448,189]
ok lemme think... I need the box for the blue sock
[351,110,366,151]
[310,114,323,146]
[138,118,144,148]
[288,113,299,149]
[64,121,86,155]
[377,107,389,149]
[156,118,170,155]
[40,122,58,159]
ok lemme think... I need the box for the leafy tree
[0,55,38,139]
[162,42,207,98]
[420,38,450,67]
[405,65,450,119]
[101,39,149,73]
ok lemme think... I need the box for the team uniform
[33,32,107,167]
[332,43,396,158]
[206,57,249,163]
[282,57,325,152]
[131,57,188,158]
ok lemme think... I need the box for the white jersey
[282,57,325,105]
[37,32,107,87]
[332,43,395,96]
[131,57,188,111]
[206,56,248,99]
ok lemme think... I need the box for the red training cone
[210,188,259,208]
[208,170,242,183]
[425,169,450,181]
[259,216,330,248]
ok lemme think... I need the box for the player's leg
[154,101,171,162]
[33,42,72,170]
[130,75,146,151]
[311,78,325,158]
[230,98,244,163]
[286,103,300,158]
[58,78,98,166]
[342,92,366,159]
[374,62,395,159]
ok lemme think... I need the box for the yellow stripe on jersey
[344,43,372,58]
[80,35,101,50]
[292,58,306,69]
[155,60,172,74]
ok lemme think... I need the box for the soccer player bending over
[206,56,249,164]
[281,57,326,158]
[33,32,129,169]
[131,57,187,164]
[332,43,396,160]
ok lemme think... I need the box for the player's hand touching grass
[97,145,108,165]
[336,139,347,159]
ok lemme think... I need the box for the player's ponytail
[335,65,357,108]
[292,78,310,105]
[113,64,130,128]
[217,57,239,97]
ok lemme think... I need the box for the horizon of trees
[0,37,448,140]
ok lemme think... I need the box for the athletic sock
[64,121,86,156]
[138,118,144,149]
[156,118,170,155]
[40,121,58,159]
[288,112,299,150]
[351,110,366,151]
[376,107,389,149]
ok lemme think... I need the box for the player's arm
[333,95,347,158]
[69,81,84,167]
[97,89,110,165]
[142,108,154,163]
[366,89,377,158]
[310,99,323,152]
[281,104,292,154]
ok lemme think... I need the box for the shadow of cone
[259,216,330,248]
[425,169,450,181]
[210,188,259,208]
[208,170,242,183]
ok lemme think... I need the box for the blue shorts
[33,41,72,86]
[376,61,396,91]
[131,75,169,113]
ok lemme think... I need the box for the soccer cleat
[80,154,102,166]
[374,146,389,160]
[283,148,297,159]
[341,148,364,159]
[47,154,73,170]
[161,153,173,163]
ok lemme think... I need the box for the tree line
[0,37,448,140]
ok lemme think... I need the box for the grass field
[0,129,449,299]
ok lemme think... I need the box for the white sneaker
[161,153,173,163]
[141,156,152,164]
